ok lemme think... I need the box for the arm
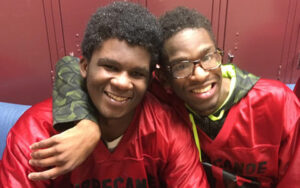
[28,56,101,181]
[277,88,300,187]
[162,110,209,187]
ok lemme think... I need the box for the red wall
[0,0,299,104]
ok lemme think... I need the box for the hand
[28,119,101,181]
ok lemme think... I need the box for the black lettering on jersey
[233,162,244,174]
[245,163,256,174]
[212,158,223,166]
[210,158,268,175]
[224,159,233,171]
[257,161,267,174]
[126,177,134,188]
[114,177,124,188]
[82,180,90,188]
[75,177,147,188]
[102,179,112,188]
[201,154,266,188]
[147,173,157,187]
[92,178,100,188]
[136,178,147,188]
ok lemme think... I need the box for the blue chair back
[0,102,31,159]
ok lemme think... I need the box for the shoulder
[251,79,294,97]
[141,92,187,128]
[1,99,56,187]
[8,98,56,148]
[13,98,53,129]
[234,79,300,131]
[241,79,298,107]
[139,92,192,142]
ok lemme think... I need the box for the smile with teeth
[106,92,129,102]
[192,84,212,94]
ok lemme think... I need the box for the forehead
[91,38,151,67]
[163,28,215,61]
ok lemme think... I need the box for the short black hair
[81,1,162,71]
[159,6,215,45]
[158,7,216,67]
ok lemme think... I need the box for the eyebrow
[169,47,215,64]
[97,58,150,74]
[97,58,119,65]
[132,67,150,75]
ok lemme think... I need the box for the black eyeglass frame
[166,48,224,79]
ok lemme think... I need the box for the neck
[99,110,135,142]
[217,77,231,109]
[210,77,231,115]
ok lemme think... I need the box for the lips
[189,82,217,100]
[105,91,131,102]
[192,84,212,94]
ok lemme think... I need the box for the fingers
[31,147,59,159]
[28,167,66,181]
[29,155,66,168]
[30,136,58,150]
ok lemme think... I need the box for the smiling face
[80,38,151,121]
[164,28,229,115]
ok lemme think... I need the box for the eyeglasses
[167,49,223,79]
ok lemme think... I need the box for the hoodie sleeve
[52,56,98,132]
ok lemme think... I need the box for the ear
[79,57,88,78]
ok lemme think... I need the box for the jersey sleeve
[52,56,98,132]
[161,109,209,187]
[0,101,52,187]
[277,87,300,187]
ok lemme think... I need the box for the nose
[110,72,133,90]
[190,64,209,81]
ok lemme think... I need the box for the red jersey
[151,78,300,187]
[0,93,208,188]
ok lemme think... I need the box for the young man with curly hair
[27,5,299,188]
[0,3,208,187]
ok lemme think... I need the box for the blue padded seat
[0,102,31,158]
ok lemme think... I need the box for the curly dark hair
[81,1,162,71]
[159,6,215,45]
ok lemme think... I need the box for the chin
[99,110,126,119]
[192,99,219,116]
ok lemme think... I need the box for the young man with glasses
[29,6,300,188]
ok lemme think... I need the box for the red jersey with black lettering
[0,93,208,188]
[151,78,300,188]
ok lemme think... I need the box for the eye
[201,53,213,62]
[102,64,118,72]
[172,61,190,72]
[130,71,146,78]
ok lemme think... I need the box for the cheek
[171,80,185,93]
[86,76,99,93]
[214,68,222,79]
[87,69,109,85]
[135,80,149,96]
